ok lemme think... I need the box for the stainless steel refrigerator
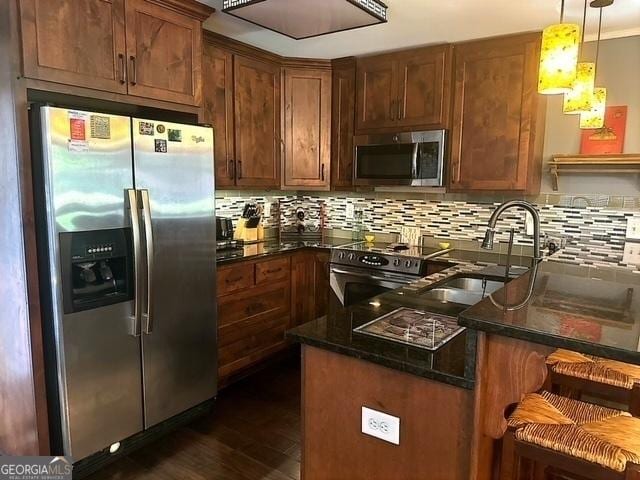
[33,106,217,461]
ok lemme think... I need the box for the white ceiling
[199,0,640,58]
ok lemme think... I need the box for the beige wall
[541,35,640,194]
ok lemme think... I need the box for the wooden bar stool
[544,349,640,416]
[501,390,640,480]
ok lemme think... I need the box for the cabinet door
[20,0,127,93]
[355,55,398,132]
[313,252,330,319]
[125,0,202,106]
[291,252,316,327]
[233,55,281,188]
[449,34,543,193]
[331,59,356,189]
[396,45,452,129]
[203,44,235,188]
[282,68,332,190]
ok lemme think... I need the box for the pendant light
[579,0,612,129]
[563,0,596,113]
[538,0,581,95]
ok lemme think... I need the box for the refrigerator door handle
[127,189,143,337]
[140,189,155,334]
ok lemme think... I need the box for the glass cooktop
[354,307,466,351]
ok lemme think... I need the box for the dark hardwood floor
[87,357,302,480]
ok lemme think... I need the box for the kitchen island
[288,253,640,480]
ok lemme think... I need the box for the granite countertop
[216,237,354,264]
[287,289,478,389]
[459,260,640,365]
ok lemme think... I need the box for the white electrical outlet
[263,201,271,217]
[627,217,640,240]
[525,212,534,236]
[623,242,640,265]
[346,203,355,219]
[361,406,400,445]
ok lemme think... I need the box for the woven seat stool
[500,391,640,480]
[544,349,640,416]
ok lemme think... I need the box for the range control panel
[330,249,426,276]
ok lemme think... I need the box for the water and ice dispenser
[59,229,134,313]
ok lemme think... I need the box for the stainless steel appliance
[353,130,446,187]
[32,106,217,461]
[329,242,451,306]
[216,217,234,240]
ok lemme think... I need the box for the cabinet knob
[321,163,325,182]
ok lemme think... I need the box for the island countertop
[459,260,640,365]
[287,287,478,389]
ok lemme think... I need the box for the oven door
[353,130,445,187]
[330,265,417,307]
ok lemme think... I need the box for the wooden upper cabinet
[282,67,332,190]
[124,0,203,106]
[19,0,127,93]
[355,54,397,132]
[233,55,281,188]
[396,45,452,129]
[331,58,356,189]
[19,0,212,106]
[355,45,452,133]
[202,43,235,188]
[448,33,545,193]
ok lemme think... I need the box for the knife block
[234,218,261,242]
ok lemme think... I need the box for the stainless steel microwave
[353,130,446,187]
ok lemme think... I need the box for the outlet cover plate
[623,242,640,265]
[361,406,400,445]
[346,203,355,219]
[626,217,640,240]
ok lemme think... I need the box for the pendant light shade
[579,87,607,128]
[538,23,581,94]
[563,62,596,113]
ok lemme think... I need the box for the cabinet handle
[398,98,402,120]
[118,53,126,84]
[229,159,235,179]
[321,163,325,181]
[129,56,137,85]
[265,268,282,274]
[390,99,396,120]
[237,160,242,180]
[226,275,243,283]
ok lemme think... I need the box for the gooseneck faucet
[481,200,543,261]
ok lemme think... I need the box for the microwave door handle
[127,189,142,337]
[411,143,420,178]
[140,189,155,334]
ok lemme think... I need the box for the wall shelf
[549,154,640,191]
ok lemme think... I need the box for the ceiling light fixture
[579,0,612,129]
[563,0,596,114]
[538,0,581,94]
[221,0,388,40]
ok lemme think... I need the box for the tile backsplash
[215,191,640,270]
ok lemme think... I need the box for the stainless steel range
[329,242,452,306]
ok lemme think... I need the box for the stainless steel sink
[439,277,504,294]
[419,275,506,307]
[419,288,484,306]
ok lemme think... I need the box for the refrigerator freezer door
[39,107,143,459]
[132,119,217,427]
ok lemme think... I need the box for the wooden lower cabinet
[302,346,473,480]
[216,250,330,386]
[291,251,330,326]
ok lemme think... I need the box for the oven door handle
[330,268,414,285]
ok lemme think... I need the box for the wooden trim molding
[144,0,214,21]
[204,30,281,64]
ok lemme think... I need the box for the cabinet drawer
[217,281,290,328]
[255,257,291,285]
[218,316,289,365]
[217,263,255,296]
